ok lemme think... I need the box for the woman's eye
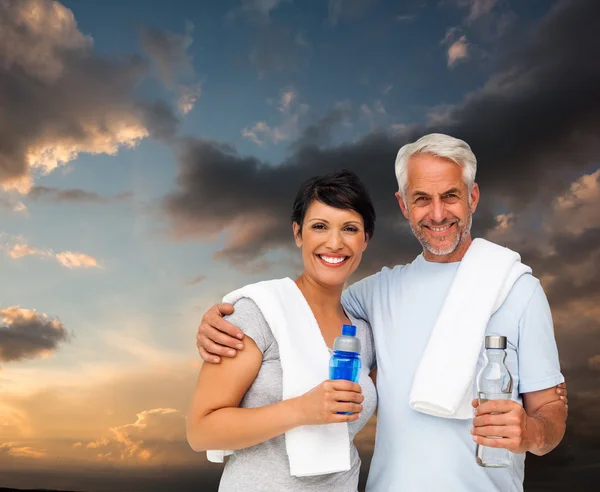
[345,227,358,232]
[312,223,326,230]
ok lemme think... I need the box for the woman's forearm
[187,397,302,452]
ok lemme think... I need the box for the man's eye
[415,197,428,202]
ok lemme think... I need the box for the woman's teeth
[318,255,348,264]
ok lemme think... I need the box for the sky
[0,0,599,490]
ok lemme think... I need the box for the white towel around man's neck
[408,238,532,420]
[206,278,351,477]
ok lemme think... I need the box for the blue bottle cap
[342,324,356,337]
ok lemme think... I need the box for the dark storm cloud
[165,0,600,276]
[28,186,132,204]
[0,0,179,191]
[0,307,69,363]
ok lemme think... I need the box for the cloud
[162,0,600,281]
[447,35,469,66]
[0,0,179,193]
[7,244,45,259]
[28,186,133,204]
[186,274,206,286]
[0,307,69,363]
[227,0,290,23]
[140,22,201,115]
[55,251,100,269]
[0,442,46,459]
[2,235,101,269]
[456,0,497,23]
[242,89,309,145]
[588,355,600,371]
[396,14,417,22]
[85,408,186,463]
[328,0,377,26]
[442,28,469,67]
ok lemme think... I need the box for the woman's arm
[187,335,364,453]
[187,335,300,452]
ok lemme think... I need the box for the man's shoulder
[352,263,411,287]
[501,273,544,319]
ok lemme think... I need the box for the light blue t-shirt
[341,253,564,492]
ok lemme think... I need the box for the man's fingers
[471,399,479,408]
[211,317,244,342]
[471,425,520,439]
[202,336,237,358]
[210,325,244,350]
[198,345,221,364]
[473,435,517,450]
[473,413,517,427]
[476,399,517,415]
[216,302,235,316]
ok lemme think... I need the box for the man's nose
[430,197,446,223]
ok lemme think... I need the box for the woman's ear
[362,233,370,252]
[293,222,302,248]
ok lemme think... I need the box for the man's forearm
[527,400,567,456]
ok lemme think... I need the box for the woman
[186,170,378,491]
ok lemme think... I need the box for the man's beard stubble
[409,211,473,257]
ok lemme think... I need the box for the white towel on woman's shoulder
[207,277,351,477]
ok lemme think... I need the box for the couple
[187,133,568,491]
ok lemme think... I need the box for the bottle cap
[333,324,361,354]
[485,335,507,349]
[342,324,356,337]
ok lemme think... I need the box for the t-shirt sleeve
[517,281,565,394]
[223,297,274,354]
[342,270,382,322]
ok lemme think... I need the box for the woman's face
[293,200,368,288]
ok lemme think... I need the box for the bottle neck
[486,348,506,361]
[333,350,359,357]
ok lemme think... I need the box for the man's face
[396,153,480,262]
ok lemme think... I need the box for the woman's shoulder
[225,298,275,354]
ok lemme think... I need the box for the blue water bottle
[329,324,362,384]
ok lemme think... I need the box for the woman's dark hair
[291,169,376,239]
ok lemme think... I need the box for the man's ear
[469,183,480,213]
[293,222,302,248]
[395,192,410,220]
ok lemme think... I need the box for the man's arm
[472,277,567,455]
[522,386,567,455]
[472,385,567,456]
[341,269,384,321]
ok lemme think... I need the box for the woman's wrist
[283,396,305,428]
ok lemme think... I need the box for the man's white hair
[394,133,477,198]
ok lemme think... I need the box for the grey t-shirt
[217,298,378,492]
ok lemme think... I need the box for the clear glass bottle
[476,335,513,468]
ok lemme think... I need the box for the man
[196,133,567,491]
